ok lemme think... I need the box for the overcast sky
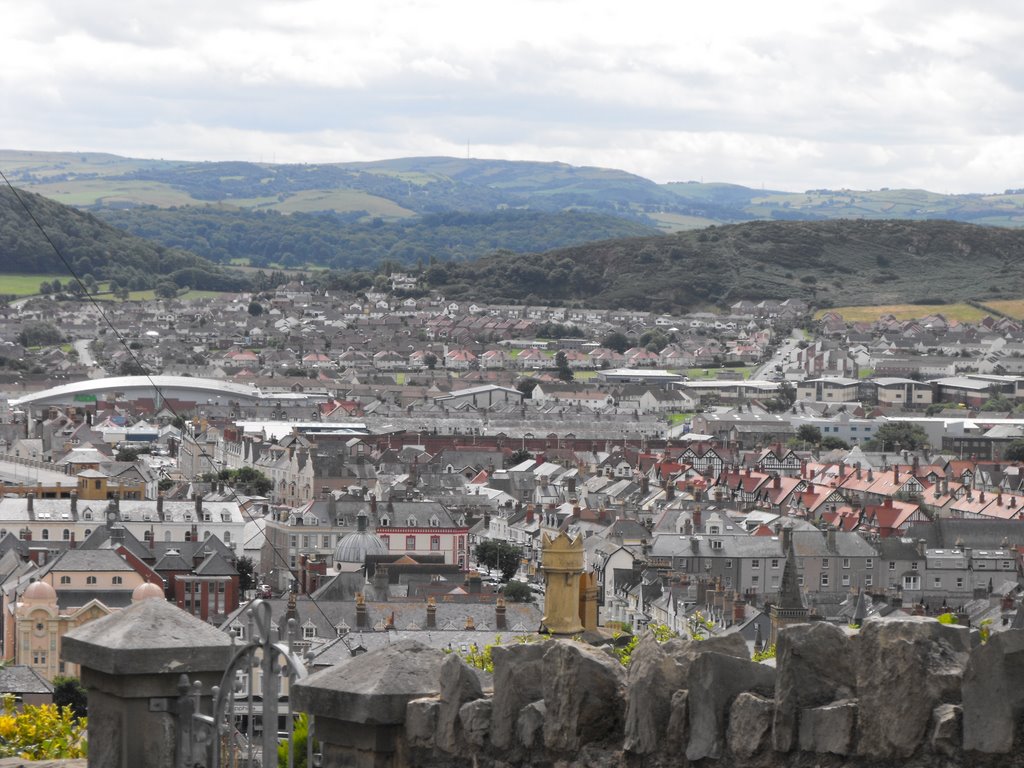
[3,1,1023,193]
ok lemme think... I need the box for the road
[74,338,106,376]
[752,329,803,380]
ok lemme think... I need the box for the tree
[236,555,257,592]
[515,377,539,399]
[501,580,534,603]
[865,422,930,452]
[554,351,574,382]
[52,676,87,720]
[154,281,178,299]
[423,351,438,370]
[475,540,522,581]
[248,301,264,316]
[601,331,631,354]
[820,436,851,450]
[795,425,822,445]
[1004,440,1024,462]
[508,447,533,466]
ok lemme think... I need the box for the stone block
[686,651,776,762]
[405,698,439,748]
[436,652,485,752]
[665,690,689,753]
[798,699,856,755]
[931,703,962,757]
[623,633,688,755]
[856,616,970,760]
[727,692,774,760]
[459,698,493,748]
[962,629,1024,753]
[490,640,550,749]
[542,640,627,753]
[517,701,546,750]
[773,621,856,752]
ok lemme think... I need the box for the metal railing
[177,599,319,767]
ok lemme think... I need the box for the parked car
[257,584,273,599]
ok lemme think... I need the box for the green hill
[0,185,249,294]
[411,219,1024,312]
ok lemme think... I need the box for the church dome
[23,580,57,602]
[333,509,388,567]
[132,581,165,603]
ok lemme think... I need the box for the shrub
[0,694,87,759]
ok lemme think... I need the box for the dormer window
[379,517,389,527]
[429,517,440,527]
[407,517,417,527]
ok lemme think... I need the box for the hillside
[6,150,1024,231]
[411,219,1024,312]
[0,185,249,294]
[96,207,659,270]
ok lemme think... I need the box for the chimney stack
[194,493,202,517]
[356,592,368,628]
[495,597,507,630]
[157,493,164,520]
[426,597,437,629]
[26,493,33,513]
[70,491,77,516]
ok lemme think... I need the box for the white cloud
[2,0,1023,192]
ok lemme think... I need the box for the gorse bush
[0,693,87,759]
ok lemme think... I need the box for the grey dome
[333,510,387,566]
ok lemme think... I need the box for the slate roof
[0,665,53,694]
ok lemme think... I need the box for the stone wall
[294,617,1024,768]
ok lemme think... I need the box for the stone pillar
[292,638,445,768]
[62,598,233,768]
[540,531,585,635]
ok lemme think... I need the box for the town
[3,284,1024,764]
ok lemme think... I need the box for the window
[84,529,91,538]
[956,577,964,589]
[903,575,921,590]
[405,535,416,550]
[303,624,316,639]
[842,558,851,569]
[820,573,830,587]
[60,575,70,585]
[724,559,733,569]
[1003,561,1012,569]
[709,525,721,534]
[821,558,829,568]
[711,540,723,550]
[933,577,942,588]
[865,558,873,569]
[144,530,153,542]
[112,576,122,585]
[889,561,896,571]
[379,517,390,527]
[323,535,331,548]
[86,576,97,585]
[289,535,297,548]
[224,532,231,544]
[33,652,46,666]
[62,529,70,541]
[771,559,780,569]
[380,535,390,549]
[751,559,760,569]
[798,575,805,587]
[911,561,918,571]
[864,574,873,586]
[303,535,311,549]
[751,575,760,584]
[430,535,440,551]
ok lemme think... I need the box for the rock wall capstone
[297,617,1024,768]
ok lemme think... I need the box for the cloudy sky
[3,1,1023,192]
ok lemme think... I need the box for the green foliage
[1004,440,1024,462]
[236,555,257,592]
[936,612,957,625]
[601,331,631,354]
[51,677,87,721]
[475,541,522,581]
[612,623,678,666]
[795,425,822,445]
[864,422,930,451]
[820,436,851,450]
[752,643,777,662]
[0,694,87,759]
[277,713,317,768]
[554,351,574,382]
[16,322,65,348]
[501,580,534,603]
[508,447,533,465]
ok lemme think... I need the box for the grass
[815,303,991,323]
[30,179,195,208]
[0,274,60,296]
[666,412,694,425]
[685,366,752,380]
[980,300,1024,320]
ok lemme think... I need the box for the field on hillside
[29,179,195,208]
[981,300,1024,319]
[814,303,991,323]
[0,274,59,296]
